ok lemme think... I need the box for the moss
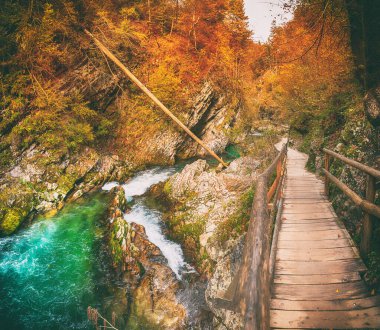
[163,180,172,195]
[213,188,254,245]
[0,209,24,235]
[56,173,77,193]
[165,213,207,270]
[109,219,127,266]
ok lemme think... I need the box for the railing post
[274,158,282,205]
[360,175,376,256]
[324,153,330,195]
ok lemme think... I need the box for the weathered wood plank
[278,229,346,241]
[275,259,367,275]
[282,205,333,214]
[277,238,354,249]
[276,247,358,261]
[281,223,343,231]
[270,307,380,328]
[272,282,369,300]
[280,217,338,224]
[273,272,361,285]
[282,213,337,220]
[271,296,380,311]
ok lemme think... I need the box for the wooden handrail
[214,144,287,330]
[322,169,380,218]
[323,148,380,179]
[322,149,379,256]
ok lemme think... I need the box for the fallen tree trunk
[84,29,228,168]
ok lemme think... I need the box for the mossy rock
[0,208,24,235]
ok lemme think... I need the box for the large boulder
[132,264,187,330]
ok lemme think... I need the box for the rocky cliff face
[105,186,187,329]
[0,78,240,235]
[0,144,131,235]
[161,156,262,328]
[139,82,239,165]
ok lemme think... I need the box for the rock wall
[0,78,240,235]
[162,156,262,328]
[104,186,187,330]
[0,144,131,235]
[139,82,239,165]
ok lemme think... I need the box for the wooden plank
[277,238,354,249]
[270,307,380,328]
[271,296,380,311]
[284,196,328,204]
[282,202,331,208]
[273,272,361,285]
[282,208,333,215]
[272,282,369,300]
[286,178,321,181]
[269,147,380,329]
[278,229,346,241]
[275,259,367,275]
[286,184,323,186]
[281,223,343,231]
[282,213,337,220]
[280,217,338,224]
[285,187,324,189]
[276,247,358,261]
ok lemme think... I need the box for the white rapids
[103,167,189,279]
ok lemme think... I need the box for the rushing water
[103,167,189,278]
[0,167,188,330]
[0,195,112,329]
[0,148,240,330]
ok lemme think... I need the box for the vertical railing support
[324,154,330,195]
[360,175,376,256]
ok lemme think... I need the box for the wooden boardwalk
[270,147,380,329]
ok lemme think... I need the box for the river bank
[0,125,286,329]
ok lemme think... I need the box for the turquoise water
[0,147,241,330]
[0,194,118,330]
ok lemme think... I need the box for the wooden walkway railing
[322,148,380,256]
[215,143,288,330]
[215,146,380,329]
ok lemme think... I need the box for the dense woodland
[1,0,379,278]
[1,0,378,157]
[1,0,380,328]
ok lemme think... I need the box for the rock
[364,86,380,127]
[206,237,245,330]
[57,56,125,112]
[178,82,236,158]
[164,155,259,265]
[132,264,187,330]
[105,186,187,328]
[161,156,261,327]
[0,145,132,234]
[168,160,211,199]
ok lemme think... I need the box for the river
[0,166,188,330]
[0,148,240,329]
